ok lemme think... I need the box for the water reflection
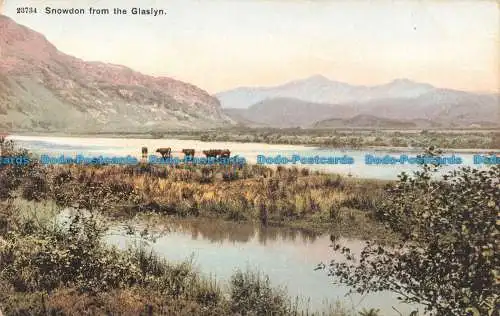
[165,219,320,245]
[107,218,415,315]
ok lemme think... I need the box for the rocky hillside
[0,15,232,133]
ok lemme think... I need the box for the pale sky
[3,0,499,93]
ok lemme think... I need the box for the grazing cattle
[182,149,195,158]
[141,146,148,160]
[202,149,219,158]
[0,133,8,156]
[202,149,230,159]
[156,147,172,159]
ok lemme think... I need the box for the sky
[2,0,499,94]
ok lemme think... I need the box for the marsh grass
[0,200,359,316]
[24,161,391,239]
[0,140,394,242]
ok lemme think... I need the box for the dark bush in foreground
[320,160,499,316]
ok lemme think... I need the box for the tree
[318,149,499,315]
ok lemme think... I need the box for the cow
[182,149,195,158]
[202,149,230,158]
[141,146,148,161]
[156,147,172,159]
[219,149,230,158]
[202,149,219,158]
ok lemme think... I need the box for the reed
[0,200,363,316]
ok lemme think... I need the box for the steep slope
[0,15,232,132]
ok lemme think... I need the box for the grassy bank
[159,128,500,150]
[0,198,358,316]
[9,127,500,150]
[28,162,390,239]
[1,138,391,238]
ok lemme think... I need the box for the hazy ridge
[220,76,499,128]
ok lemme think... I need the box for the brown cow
[202,149,219,158]
[182,149,195,158]
[202,149,230,158]
[219,149,230,158]
[156,147,172,159]
[141,147,148,160]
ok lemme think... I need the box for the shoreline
[7,132,500,154]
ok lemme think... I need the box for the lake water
[54,206,419,315]
[7,135,498,180]
[104,218,417,315]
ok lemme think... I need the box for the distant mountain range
[0,15,232,133]
[219,76,499,128]
[217,75,438,108]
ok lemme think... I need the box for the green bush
[321,152,499,315]
[229,270,291,315]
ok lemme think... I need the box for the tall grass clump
[229,269,293,315]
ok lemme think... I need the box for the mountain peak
[384,78,433,88]
[390,78,415,84]
[299,74,341,86]
[306,74,331,82]
[284,74,352,90]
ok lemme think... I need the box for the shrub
[320,153,499,315]
[229,270,291,315]
[21,173,49,201]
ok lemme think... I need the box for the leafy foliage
[229,270,291,315]
[358,308,381,316]
[319,149,499,315]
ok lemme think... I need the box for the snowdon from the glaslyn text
[43,7,166,16]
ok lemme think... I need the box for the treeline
[156,129,500,150]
